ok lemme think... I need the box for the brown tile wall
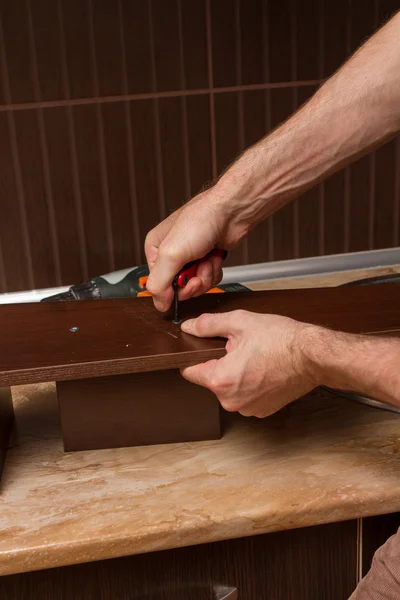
[0,0,399,292]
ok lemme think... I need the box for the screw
[69,326,79,333]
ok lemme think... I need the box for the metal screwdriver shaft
[172,280,180,324]
[171,249,228,324]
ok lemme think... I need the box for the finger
[210,254,224,286]
[192,261,216,297]
[181,359,220,389]
[238,406,258,418]
[212,267,223,287]
[181,312,237,339]
[178,276,202,301]
[145,243,159,271]
[178,261,213,301]
[155,286,175,313]
[196,260,213,289]
[144,217,175,270]
[146,247,186,312]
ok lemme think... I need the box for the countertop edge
[1,496,399,576]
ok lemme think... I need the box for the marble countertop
[1,264,400,576]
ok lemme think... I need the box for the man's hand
[180,311,317,418]
[145,189,250,312]
[146,12,400,313]
[180,311,400,417]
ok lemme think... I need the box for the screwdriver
[172,249,228,323]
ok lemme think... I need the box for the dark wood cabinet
[2,509,399,599]
[362,513,400,577]
[0,520,358,600]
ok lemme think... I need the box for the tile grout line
[0,80,324,113]
[317,0,325,256]
[291,0,299,259]
[118,0,142,265]
[368,0,379,250]
[368,151,376,249]
[57,0,89,281]
[205,0,217,180]
[235,0,248,265]
[343,0,352,254]
[148,0,166,221]
[26,0,62,286]
[0,8,35,290]
[177,0,191,201]
[263,0,274,262]
[88,0,115,272]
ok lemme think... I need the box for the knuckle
[196,313,211,328]
[161,244,181,263]
[144,230,154,247]
[219,398,237,413]
[255,412,268,419]
[239,408,253,417]
[144,278,161,295]
[198,312,219,333]
[232,309,248,321]
[208,375,220,392]
[210,372,233,395]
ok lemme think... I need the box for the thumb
[181,312,237,339]
[181,359,220,388]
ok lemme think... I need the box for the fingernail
[181,319,194,332]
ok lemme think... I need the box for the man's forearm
[303,327,400,407]
[215,11,400,230]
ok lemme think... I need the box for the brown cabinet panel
[0,521,357,600]
[362,513,400,577]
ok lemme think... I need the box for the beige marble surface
[247,264,400,290]
[1,265,400,576]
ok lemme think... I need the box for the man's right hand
[145,187,249,312]
[146,11,400,313]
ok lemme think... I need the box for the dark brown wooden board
[0,387,14,481]
[57,370,221,452]
[1,285,400,386]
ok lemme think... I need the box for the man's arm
[305,328,400,407]
[146,11,400,310]
[217,10,400,229]
[179,313,400,417]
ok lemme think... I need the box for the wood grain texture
[0,387,14,480]
[2,285,400,387]
[57,370,221,452]
[0,521,357,599]
[361,513,400,577]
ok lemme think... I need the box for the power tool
[42,252,249,314]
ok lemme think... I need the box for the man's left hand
[180,311,319,418]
